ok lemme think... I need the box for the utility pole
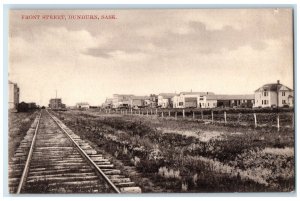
[277,80,280,111]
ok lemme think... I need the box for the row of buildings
[102,81,294,109]
[9,81,38,112]
[10,80,294,111]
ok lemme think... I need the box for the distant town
[9,80,293,112]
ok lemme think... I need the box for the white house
[172,92,216,109]
[203,95,218,108]
[254,80,293,108]
[158,93,177,108]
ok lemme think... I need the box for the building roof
[158,93,178,98]
[254,83,293,92]
[113,94,134,97]
[131,96,150,100]
[76,102,89,106]
[207,94,255,100]
[180,92,215,96]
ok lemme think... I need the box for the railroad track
[9,109,141,194]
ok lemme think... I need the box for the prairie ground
[53,109,294,193]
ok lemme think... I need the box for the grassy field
[53,109,294,193]
[8,111,37,161]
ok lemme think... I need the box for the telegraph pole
[277,80,279,112]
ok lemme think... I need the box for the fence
[100,108,294,131]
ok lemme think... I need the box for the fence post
[193,112,195,120]
[175,112,177,120]
[151,109,153,115]
[147,110,148,116]
[156,109,158,115]
[169,110,171,117]
[201,110,203,120]
[162,111,164,117]
[253,113,257,128]
[211,110,214,123]
[277,114,280,132]
[131,109,133,115]
[224,111,227,125]
[183,109,185,118]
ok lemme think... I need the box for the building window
[282,91,285,96]
[282,100,286,104]
[262,100,263,105]
[208,103,210,106]
[199,97,204,100]
[179,102,183,106]
[263,91,268,96]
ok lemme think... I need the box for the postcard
[8,8,294,194]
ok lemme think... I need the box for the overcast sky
[9,9,293,106]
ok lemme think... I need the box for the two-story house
[254,80,293,108]
[158,93,177,108]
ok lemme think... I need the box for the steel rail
[46,110,121,194]
[16,111,42,194]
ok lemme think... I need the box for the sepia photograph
[7,8,294,194]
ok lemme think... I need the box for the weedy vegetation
[54,110,294,193]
